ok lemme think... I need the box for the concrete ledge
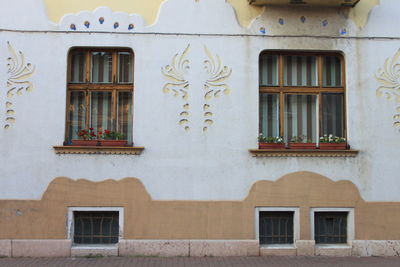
[190,240,259,256]
[119,240,189,257]
[352,240,400,257]
[315,246,352,256]
[11,240,71,257]
[0,240,11,257]
[260,247,296,256]
[71,246,118,257]
[296,240,315,256]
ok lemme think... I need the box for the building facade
[1,0,400,257]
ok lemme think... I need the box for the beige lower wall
[1,172,400,240]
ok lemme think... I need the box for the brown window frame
[259,51,346,142]
[65,48,134,143]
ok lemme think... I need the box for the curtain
[91,52,112,83]
[70,52,86,83]
[90,92,112,133]
[118,52,133,83]
[260,93,279,137]
[117,92,133,143]
[323,56,342,87]
[68,91,86,140]
[322,93,344,137]
[259,55,278,86]
[284,56,317,86]
[284,95,317,142]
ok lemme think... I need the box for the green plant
[258,134,284,144]
[77,128,97,140]
[103,129,125,140]
[77,128,124,140]
[290,135,304,143]
[319,134,346,143]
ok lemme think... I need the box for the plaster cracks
[162,45,232,132]
[203,47,232,132]
[375,49,400,130]
[162,45,191,131]
[4,42,35,129]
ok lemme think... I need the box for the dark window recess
[314,212,347,244]
[259,211,294,245]
[73,211,119,245]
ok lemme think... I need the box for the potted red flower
[71,128,127,147]
[319,134,347,150]
[258,134,285,149]
[100,129,127,147]
[72,128,99,146]
[288,135,316,149]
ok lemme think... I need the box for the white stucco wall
[0,0,399,201]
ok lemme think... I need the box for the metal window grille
[259,211,294,245]
[73,211,119,245]
[314,212,347,244]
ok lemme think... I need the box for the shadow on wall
[0,171,399,240]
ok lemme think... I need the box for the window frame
[255,207,300,248]
[67,207,124,247]
[310,207,354,247]
[65,47,134,143]
[259,51,347,144]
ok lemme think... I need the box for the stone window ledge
[53,146,144,155]
[249,149,358,158]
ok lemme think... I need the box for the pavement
[1,256,400,267]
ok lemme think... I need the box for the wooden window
[259,52,346,144]
[66,48,134,144]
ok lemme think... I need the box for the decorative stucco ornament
[376,49,400,129]
[4,42,35,129]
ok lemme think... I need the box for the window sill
[53,146,144,155]
[260,244,295,249]
[249,149,358,157]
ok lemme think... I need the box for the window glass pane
[315,212,347,244]
[284,56,317,86]
[68,91,86,141]
[260,93,279,138]
[284,95,317,143]
[322,94,344,137]
[117,92,133,143]
[118,52,133,83]
[91,52,112,83]
[260,54,278,86]
[70,52,86,83]
[90,91,112,133]
[323,56,342,87]
[73,211,119,245]
[259,211,294,245]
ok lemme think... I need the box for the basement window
[311,208,354,246]
[256,207,299,247]
[68,207,123,246]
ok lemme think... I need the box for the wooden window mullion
[279,55,284,137]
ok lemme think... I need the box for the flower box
[100,140,128,147]
[319,143,347,150]
[71,139,100,146]
[71,139,127,147]
[259,143,285,149]
[288,143,316,149]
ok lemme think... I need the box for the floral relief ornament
[161,44,191,131]
[4,42,35,129]
[376,49,400,129]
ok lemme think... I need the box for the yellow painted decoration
[349,0,380,28]
[44,0,377,28]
